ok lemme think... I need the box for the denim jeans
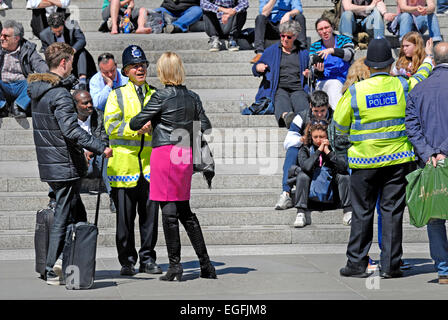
[339,7,384,40]
[155,6,203,32]
[282,146,300,193]
[0,80,30,111]
[437,0,448,13]
[427,219,448,276]
[399,13,443,42]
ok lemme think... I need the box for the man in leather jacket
[28,42,113,285]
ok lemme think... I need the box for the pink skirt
[149,145,193,201]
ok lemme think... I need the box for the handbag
[308,146,334,203]
[193,135,215,189]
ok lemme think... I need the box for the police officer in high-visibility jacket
[104,45,162,276]
[334,38,433,278]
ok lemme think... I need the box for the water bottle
[239,94,247,112]
[123,13,131,34]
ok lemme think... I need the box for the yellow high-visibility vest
[104,81,156,188]
[333,61,433,169]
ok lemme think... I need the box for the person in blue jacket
[252,20,309,128]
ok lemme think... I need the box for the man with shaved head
[405,42,448,285]
[73,90,116,213]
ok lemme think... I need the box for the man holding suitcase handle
[28,42,113,285]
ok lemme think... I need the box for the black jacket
[129,85,212,148]
[28,72,107,182]
[298,144,348,176]
[87,109,109,145]
[39,21,86,53]
[160,0,200,14]
[0,38,48,80]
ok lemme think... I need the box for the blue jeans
[427,219,448,276]
[437,0,448,13]
[0,80,30,110]
[339,7,384,40]
[155,6,203,32]
[399,13,443,42]
[282,146,299,193]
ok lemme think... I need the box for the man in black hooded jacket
[27,42,113,285]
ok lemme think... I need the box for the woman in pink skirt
[129,52,216,282]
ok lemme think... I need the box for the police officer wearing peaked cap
[334,37,434,279]
[104,45,161,276]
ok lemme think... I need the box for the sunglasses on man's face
[280,34,293,40]
[311,119,328,126]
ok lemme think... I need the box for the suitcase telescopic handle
[94,155,105,227]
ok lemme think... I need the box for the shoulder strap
[115,87,125,113]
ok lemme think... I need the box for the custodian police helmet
[121,45,148,76]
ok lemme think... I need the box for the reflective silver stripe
[117,121,127,137]
[115,88,124,113]
[350,130,407,142]
[334,121,350,132]
[109,139,151,147]
[106,120,121,135]
[105,113,122,123]
[349,84,360,121]
[417,66,430,74]
[351,118,405,131]
[398,76,409,101]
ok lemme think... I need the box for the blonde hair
[156,52,185,85]
[396,31,425,75]
[341,57,370,93]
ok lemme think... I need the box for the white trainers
[275,191,293,210]
[0,3,9,10]
[342,211,352,226]
[294,212,306,228]
[53,258,63,278]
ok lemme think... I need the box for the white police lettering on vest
[365,92,397,108]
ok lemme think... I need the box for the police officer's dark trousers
[346,163,412,273]
[111,176,159,267]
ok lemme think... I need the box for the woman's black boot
[160,264,183,281]
[200,262,217,279]
[161,213,183,281]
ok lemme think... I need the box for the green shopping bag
[405,160,448,228]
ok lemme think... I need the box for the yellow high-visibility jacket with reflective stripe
[333,61,433,169]
[103,81,156,188]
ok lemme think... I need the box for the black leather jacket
[28,72,107,182]
[130,85,212,148]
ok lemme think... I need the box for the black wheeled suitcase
[62,157,103,290]
[34,208,54,279]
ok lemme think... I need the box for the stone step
[0,127,288,146]
[5,0,343,10]
[0,189,289,211]
[0,139,286,160]
[0,157,285,178]
[0,206,418,230]
[0,173,283,192]
[0,223,432,249]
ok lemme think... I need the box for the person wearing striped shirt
[303,17,354,110]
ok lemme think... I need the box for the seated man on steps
[40,12,96,90]
[90,53,129,112]
[201,0,249,52]
[73,90,116,214]
[0,20,48,118]
[250,0,307,64]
